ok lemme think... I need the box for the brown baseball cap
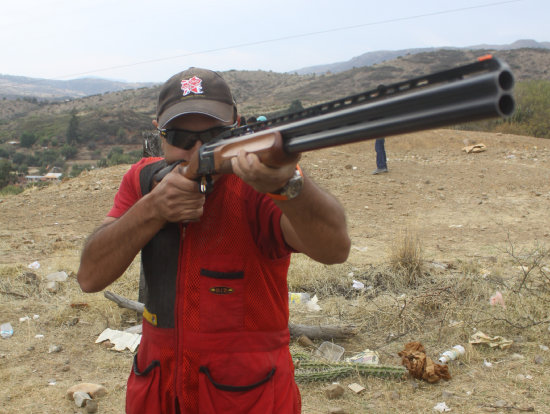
[156,68,237,128]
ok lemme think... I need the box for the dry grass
[287,235,550,413]
[388,228,425,287]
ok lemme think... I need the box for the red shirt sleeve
[107,158,163,218]
[242,184,295,259]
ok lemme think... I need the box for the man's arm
[231,151,350,264]
[77,167,205,292]
[276,175,350,264]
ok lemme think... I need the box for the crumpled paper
[96,328,141,352]
[489,291,506,308]
[398,342,451,383]
[462,143,487,153]
[469,331,513,349]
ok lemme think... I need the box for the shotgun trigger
[198,175,214,194]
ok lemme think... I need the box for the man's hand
[150,164,206,223]
[230,150,298,194]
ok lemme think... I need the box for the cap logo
[181,76,203,96]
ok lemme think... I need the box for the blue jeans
[375,138,387,170]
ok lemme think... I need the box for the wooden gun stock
[182,130,299,180]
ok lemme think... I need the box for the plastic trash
[352,280,365,289]
[438,344,465,364]
[1,322,14,338]
[28,261,40,269]
[433,402,451,412]
[345,349,380,365]
[288,292,310,305]
[315,341,345,362]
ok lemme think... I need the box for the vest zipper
[175,222,186,411]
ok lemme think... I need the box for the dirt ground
[1,129,549,413]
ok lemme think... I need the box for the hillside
[0,74,154,100]
[0,48,549,165]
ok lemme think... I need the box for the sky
[1,0,548,83]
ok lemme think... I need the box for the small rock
[510,353,524,361]
[441,390,455,399]
[372,391,384,399]
[534,355,544,365]
[515,374,526,381]
[66,317,79,327]
[85,399,99,413]
[390,390,400,400]
[66,383,107,399]
[328,408,347,414]
[20,272,38,285]
[48,345,63,353]
[493,400,508,408]
[45,281,59,293]
[73,391,91,407]
[297,335,315,348]
[61,365,70,372]
[325,383,345,400]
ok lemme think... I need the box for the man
[77,68,350,414]
[372,137,388,174]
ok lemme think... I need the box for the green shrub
[0,184,24,196]
[20,131,38,148]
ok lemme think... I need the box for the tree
[0,159,13,188]
[12,152,27,165]
[20,131,38,148]
[66,109,80,144]
[287,99,304,114]
[116,127,128,144]
[61,144,78,160]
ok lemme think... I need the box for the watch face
[283,171,304,199]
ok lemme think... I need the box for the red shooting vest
[126,163,301,414]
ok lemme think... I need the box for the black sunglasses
[158,123,236,150]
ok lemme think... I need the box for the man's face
[161,114,228,163]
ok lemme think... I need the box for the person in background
[77,67,351,414]
[372,137,388,174]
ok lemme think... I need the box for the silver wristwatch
[268,167,304,200]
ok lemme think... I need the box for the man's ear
[152,119,159,128]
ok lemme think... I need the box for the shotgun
[155,55,515,191]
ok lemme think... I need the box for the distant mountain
[0,74,154,100]
[292,39,550,75]
[2,39,548,100]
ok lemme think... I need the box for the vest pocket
[197,358,275,413]
[126,353,162,413]
[199,256,245,332]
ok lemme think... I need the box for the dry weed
[388,228,425,287]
